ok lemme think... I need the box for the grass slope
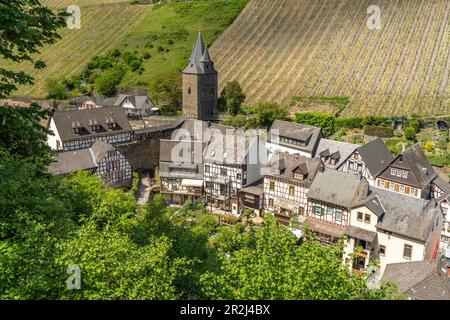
[9,0,248,97]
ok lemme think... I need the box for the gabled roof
[115,94,155,110]
[307,169,368,208]
[378,144,437,189]
[357,138,393,177]
[371,187,441,242]
[315,138,359,169]
[48,140,114,175]
[268,120,322,154]
[267,152,322,186]
[52,106,131,142]
[203,130,266,165]
[351,194,385,217]
[382,260,450,300]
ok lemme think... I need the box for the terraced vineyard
[211,0,450,117]
[4,1,149,97]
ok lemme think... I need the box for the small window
[269,181,275,191]
[364,214,371,224]
[403,244,412,259]
[220,168,227,176]
[205,165,210,173]
[357,212,363,222]
[268,198,274,207]
[379,245,386,256]
[335,210,343,222]
[313,206,324,216]
[289,186,295,196]
[188,87,192,94]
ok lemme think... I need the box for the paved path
[136,173,151,205]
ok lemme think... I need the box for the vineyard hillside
[210,0,450,117]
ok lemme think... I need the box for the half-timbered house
[204,129,268,214]
[47,106,132,151]
[304,169,369,244]
[266,120,322,158]
[159,139,207,205]
[375,144,444,200]
[48,140,132,188]
[340,138,393,185]
[314,139,358,170]
[264,152,323,225]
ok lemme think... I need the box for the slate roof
[203,130,266,165]
[315,139,359,169]
[52,106,131,142]
[268,120,322,154]
[240,179,265,196]
[48,140,112,175]
[378,144,437,189]
[371,187,441,242]
[159,139,207,164]
[70,95,116,107]
[382,260,450,300]
[306,168,368,208]
[115,94,155,110]
[351,194,385,217]
[357,138,393,177]
[182,33,217,75]
[267,152,323,187]
[173,119,233,142]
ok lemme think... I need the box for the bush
[45,78,67,100]
[93,66,125,96]
[424,141,435,152]
[408,120,420,133]
[404,127,416,141]
[295,112,335,136]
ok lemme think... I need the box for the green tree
[220,81,246,115]
[253,102,289,128]
[404,127,416,141]
[45,78,68,100]
[200,216,400,300]
[0,1,67,98]
[93,66,125,96]
[0,104,54,168]
[149,71,182,114]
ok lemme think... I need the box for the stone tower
[182,33,218,121]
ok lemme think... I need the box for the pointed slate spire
[191,32,205,64]
[183,32,217,75]
[200,45,212,63]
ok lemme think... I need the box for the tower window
[188,87,192,94]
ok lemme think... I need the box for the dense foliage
[0,0,67,98]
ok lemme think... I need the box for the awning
[151,107,160,111]
[274,198,299,211]
[345,225,377,243]
[181,179,203,187]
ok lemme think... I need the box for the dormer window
[106,116,116,129]
[72,121,81,134]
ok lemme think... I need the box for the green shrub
[404,127,416,141]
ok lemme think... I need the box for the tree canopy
[0,0,67,98]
